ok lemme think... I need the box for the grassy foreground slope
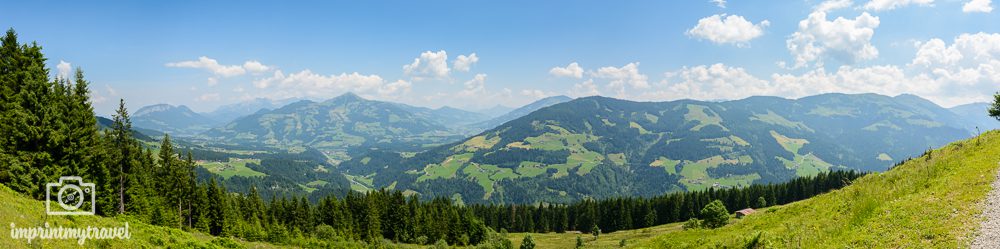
[640,130,1000,248]
[0,183,287,248]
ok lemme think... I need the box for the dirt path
[971,163,1000,248]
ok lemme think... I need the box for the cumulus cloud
[910,39,962,67]
[459,74,487,97]
[453,53,479,72]
[569,79,600,97]
[863,0,933,11]
[639,34,1000,106]
[815,0,854,12]
[166,56,248,77]
[250,69,409,99]
[403,50,450,79]
[963,0,993,13]
[648,63,775,101]
[591,62,649,97]
[242,60,270,73]
[786,5,880,68]
[57,60,72,79]
[711,0,727,8]
[687,14,770,47]
[379,80,412,96]
[550,62,584,78]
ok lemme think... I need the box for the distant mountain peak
[134,103,179,117]
[335,92,363,100]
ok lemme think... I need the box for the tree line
[468,170,866,234]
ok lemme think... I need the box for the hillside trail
[971,161,1000,248]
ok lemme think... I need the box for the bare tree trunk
[118,166,124,215]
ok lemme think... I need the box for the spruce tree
[110,98,136,215]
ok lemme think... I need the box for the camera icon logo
[45,176,96,216]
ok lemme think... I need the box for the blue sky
[2,0,999,116]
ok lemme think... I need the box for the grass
[650,157,681,175]
[683,105,727,132]
[197,158,266,179]
[750,110,814,132]
[769,130,807,154]
[638,130,1000,248]
[507,222,685,249]
[344,173,375,192]
[677,156,758,191]
[463,163,518,200]
[770,130,834,177]
[418,153,473,181]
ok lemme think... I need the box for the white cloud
[786,6,880,68]
[242,60,270,73]
[687,14,770,47]
[569,79,600,97]
[640,63,775,101]
[520,89,550,99]
[816,0,854,13]
[711,0,726,8]
[633,38,999,107]
[591,62,649,97]
[166,56,247,77]
[963,0,993,13]
[57,60,71,79]
[863,0,933,11]
[250,69,412,100]
[550,62,584,78]
[207,77,219,86]
[910,39,962,67]
[197,93,221,102]
[453,53,479,72]
[379,80,412,96]
[403,50,450,79]
[459,74,487,97]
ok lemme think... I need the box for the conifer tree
[110,98,137,215]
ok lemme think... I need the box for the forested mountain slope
[339,93,973,204]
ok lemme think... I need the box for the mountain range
[337,93,982,204]
[129,92,995,205]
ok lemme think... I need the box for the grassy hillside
[0,183,289,248]
[636,130,1000,248]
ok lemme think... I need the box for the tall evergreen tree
[110,98,140,215]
